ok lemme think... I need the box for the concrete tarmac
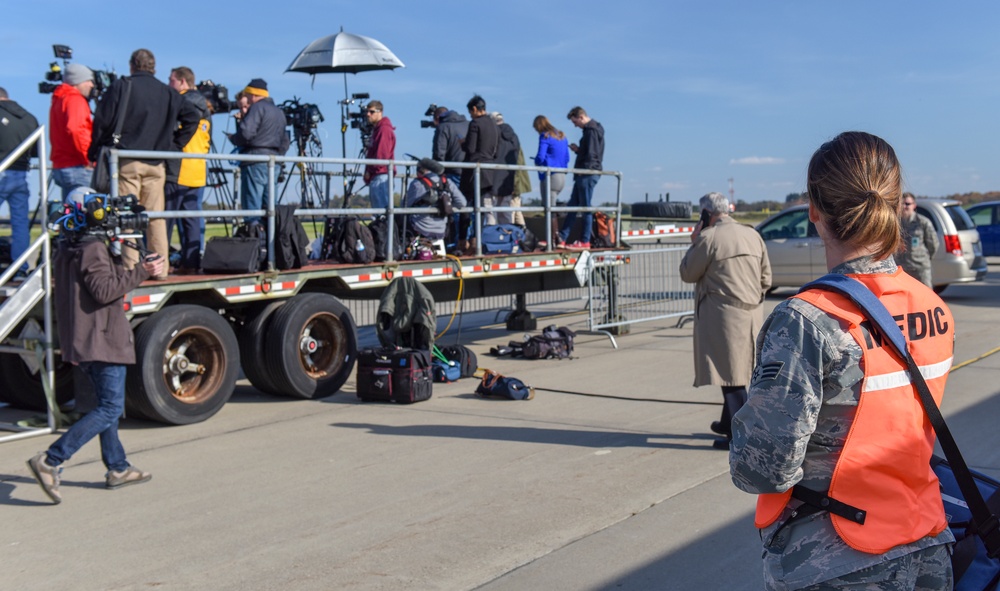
[2,268,999,591]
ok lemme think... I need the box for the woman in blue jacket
[533,115,570,206]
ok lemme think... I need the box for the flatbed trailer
[1,247,587,425]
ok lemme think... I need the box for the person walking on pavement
[679,192,771,450]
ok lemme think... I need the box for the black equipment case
[356,347,433,404]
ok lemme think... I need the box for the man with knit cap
[89,48,199,279]
[50,63,95,200]
[226,78,288,222]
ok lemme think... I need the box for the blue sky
[4,0,1000,206]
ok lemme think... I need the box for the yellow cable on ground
[951,345,1000,372]
[435,254,464,339]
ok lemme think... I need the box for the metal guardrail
[585,246,695,347]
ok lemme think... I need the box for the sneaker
[106,466,152,490]
[27,452,62,504]
[566,241,591,250]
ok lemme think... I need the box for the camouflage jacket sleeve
[729,299,835,494]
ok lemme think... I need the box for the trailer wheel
[0,353,74,411]
[239,301,286,396]
[265,293,358,399]
[127,305,239,425]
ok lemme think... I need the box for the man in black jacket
[0,87,39,275]
[460,95,499,231]
[89,49,199,278]
[558,106,605,250]
[431,106,468,184]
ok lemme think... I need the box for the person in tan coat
[679,192,771,450]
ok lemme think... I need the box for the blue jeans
[46,362,130,473]
[0,169,30,271]
[369,173,389,210]
[560,174,599,244]
[52,166,93,201]
[240,162,269,223]
[165,182,204,269]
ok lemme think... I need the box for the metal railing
[0,125,57,443]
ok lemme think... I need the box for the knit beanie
[63,63,94,86]
[243,78,268,98]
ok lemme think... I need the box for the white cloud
[730,157,786,165]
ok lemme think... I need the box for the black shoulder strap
[112,78,133,145]
[801,274,1000,558]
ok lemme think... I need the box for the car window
[758,209,810,240]
[945,205,976,231]
[915,206,940,232]
[968,206,994,226]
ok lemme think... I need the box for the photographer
[404,158,467,242]
[49,63,95,200]
[226,79,288,222]
[27,188,164,505]
[431,106,468,184]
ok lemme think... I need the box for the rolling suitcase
[356,347,433,404]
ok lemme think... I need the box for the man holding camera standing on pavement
[363,100,396,210]
[27,188,165,504]
[89,49,199,279]
[226,78,288,223]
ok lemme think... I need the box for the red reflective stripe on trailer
[223,285,261,296]
[132,295,152,305]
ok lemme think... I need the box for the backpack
[274,205,309,270]
[369,215,403,262]
[522,325,576,360]
[418,176,454,217]
[475,369,534,400]
[591,211,616,248]
[481,224,527,254]
[432,359,462,383]
[441,344,478,378]
[325,217,375,264]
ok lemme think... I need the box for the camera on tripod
[38,44,117,101]
[50,193,149,236]
[420,103,438,128]
[196,80,236,113]
[279,97,324,138]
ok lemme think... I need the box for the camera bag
[356,346,433,404]
[475,369,534,400]
[591,211,617,249]
[481,224,526,255]
[441,344,478,378]
[200,236,262,274]
[521,325,576,360]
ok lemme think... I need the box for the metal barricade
[585,246,694,347]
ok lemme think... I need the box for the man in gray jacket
[28,191,164,504]
[431,106,468,184]
[227,78,288,222]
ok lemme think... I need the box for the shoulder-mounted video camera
[38,44,117,101]
[279,97,324,138]
[196,80,236,114]
[50,193,148,238]
[420,103,438,128]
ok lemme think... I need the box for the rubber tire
[239,301,286,396]
[265,293,358,399]
[0,352,74,411]
[127,305,240,425]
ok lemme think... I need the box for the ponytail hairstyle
[806,131,903,259]
[533,115,565,140]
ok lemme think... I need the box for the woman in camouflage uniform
[729,132,954,591]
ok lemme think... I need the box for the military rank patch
[752,361,784,383]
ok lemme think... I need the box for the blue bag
[432,359,461,383]
[475,369,534,400]
[932,456,1000,590]
[481,224,526,255]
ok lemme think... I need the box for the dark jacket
[460,113,499,197]
[0,100,40,171]
[573,119,605,173]
[404,172,468,239]
[494,122,521,197]
[54,236,150,365]
[229,97,288,156]
[89,72,199,164]
[432,111,468,176]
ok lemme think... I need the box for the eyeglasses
[367,109,380,114]
[903,201,916,207]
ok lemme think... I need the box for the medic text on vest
[859,307,950,350]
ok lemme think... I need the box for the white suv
[757,199,987,293]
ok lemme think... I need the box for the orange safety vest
[754,270,952,554]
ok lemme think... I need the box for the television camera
[50,193,149,239]
[38,44,117,101]
[280,97,324,139]
[420,103,438,128]
[196,80,237,114]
